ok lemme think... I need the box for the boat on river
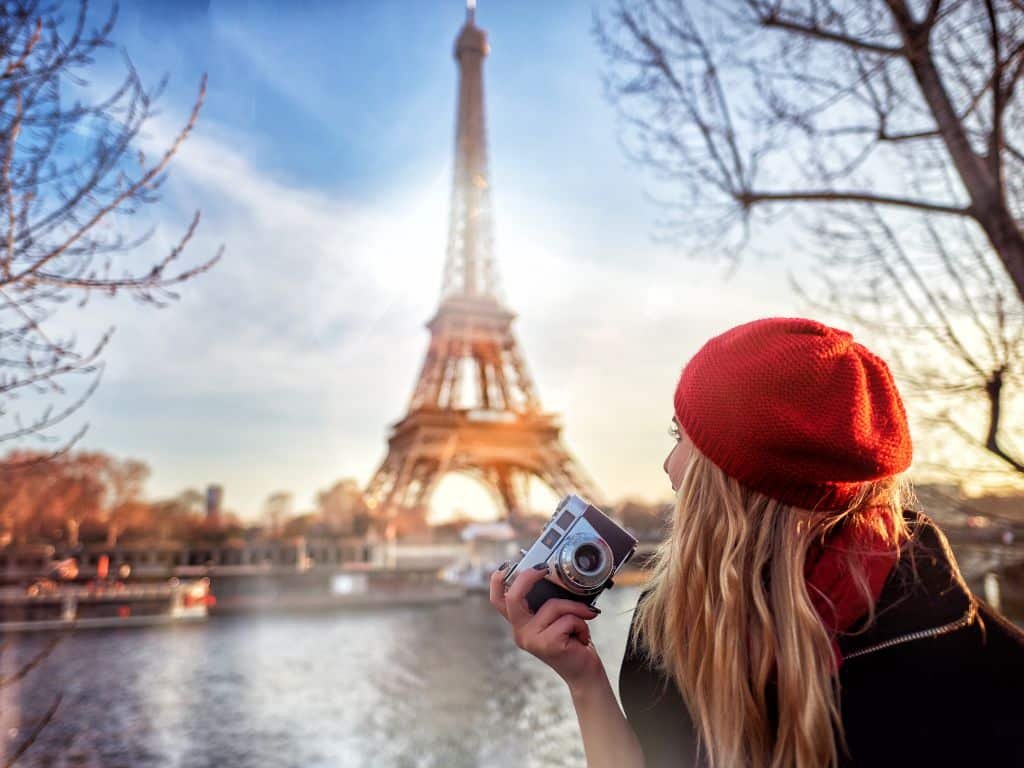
[0,577,213,633]
[440,522,519,594]
[0,535,467,622]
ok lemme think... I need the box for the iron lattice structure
[365,5,599,536]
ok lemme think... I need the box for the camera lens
[556,533,614,594]
[573,543,603,574]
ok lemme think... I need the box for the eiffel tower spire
[365,4,600,535]
[442,0,498,300]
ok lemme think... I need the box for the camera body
[503,494,638,613]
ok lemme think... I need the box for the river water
[0,586,642,768]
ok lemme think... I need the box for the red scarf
[805,511,900,670]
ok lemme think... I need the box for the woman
[489,317,1024,768]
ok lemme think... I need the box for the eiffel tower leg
[493,356,512,410]
[366,454,399,516]
[371,432,426,525]
[410,434,458,511]
[385,454,416,511]
[399,460,436,533]
[495,465,525,523]
[476,357,491,409]
[409,461,453,526]
[535,446,604,507]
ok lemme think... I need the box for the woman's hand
[489,563,645,768]
[489,563,606,692]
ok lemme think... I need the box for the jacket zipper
[843,601,978,661]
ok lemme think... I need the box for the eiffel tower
[365,2,599,536]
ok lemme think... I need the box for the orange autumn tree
[0,451,149,545]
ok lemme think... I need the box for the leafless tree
[596,0,1024,479]
[797,205,1024,480]
[0,631,65,767]
[0,0,220,462]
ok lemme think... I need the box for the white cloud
[52,113,799,520]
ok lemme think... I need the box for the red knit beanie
[674,317,912,511]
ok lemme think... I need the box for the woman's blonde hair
[632,448,913,768]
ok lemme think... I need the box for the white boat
[441,522,520,593]
[0,577,213,633]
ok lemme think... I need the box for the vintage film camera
[503,494,638,614]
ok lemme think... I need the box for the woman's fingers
[489,563,605,690]
[488,563,510,620]
[537,613,591,652]
[490,564,600,651]
[528,598,599,634]
[504,564,550,625]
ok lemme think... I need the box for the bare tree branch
[738,189,972,216]
[753,7,906,56]
[1,694,61,768]
[0,629,66,689]
[599,0,1024,480]
[0,0,221,452]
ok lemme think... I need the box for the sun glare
[428,473,500,524]
[427,472,563,525]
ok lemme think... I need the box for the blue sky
[34,0,800,520]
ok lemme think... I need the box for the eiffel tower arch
[365,4,600,536]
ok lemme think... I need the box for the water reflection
[1,587,642,768]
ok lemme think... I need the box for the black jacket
[618,514,1024,767]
